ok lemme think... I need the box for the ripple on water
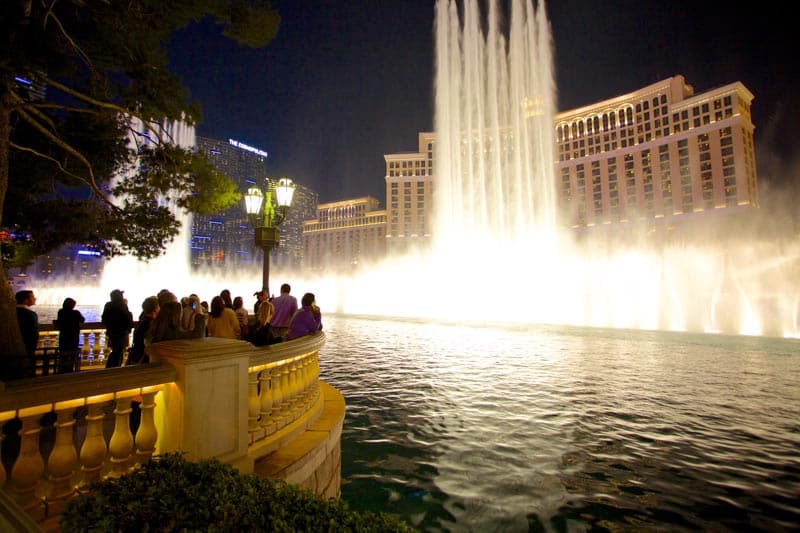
[321,316,800,532]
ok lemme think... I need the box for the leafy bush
[61,452,412,532]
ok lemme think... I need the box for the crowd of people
[11,283,323,375]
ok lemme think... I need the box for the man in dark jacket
[15,290,39,357]
[101,289,133,368]
[5,290,40,379]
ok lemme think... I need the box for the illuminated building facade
[23,244,104,285]
[193,136,317,271]
[555,75,758,228]
[302,197,386,272]
[383,132,435,253]
[381,76,757,241]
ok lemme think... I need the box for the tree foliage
[0,0,280,358]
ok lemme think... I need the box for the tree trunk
[0,92,28,360]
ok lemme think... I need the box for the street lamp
[244,177,296,296]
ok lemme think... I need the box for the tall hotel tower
[383,132,435,253]
[193,136,318,271]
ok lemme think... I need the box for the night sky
[167,0,797,204]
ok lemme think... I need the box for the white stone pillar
[146,337,255,473]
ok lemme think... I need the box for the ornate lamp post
[244,177,296,296]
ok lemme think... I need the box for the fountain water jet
[311,0,800,338]
[32,0,800,338]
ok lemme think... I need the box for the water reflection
[321,315,800,532]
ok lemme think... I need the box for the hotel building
[302,197,387,272]
[297,75,758,271]
[376,76,757,253]
[383,132,436,254]
[555,75,757,228]
[193,136,318,272]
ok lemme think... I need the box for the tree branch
[43,77,177,148]
[42,0,93,70]
[43,76,130,116]
[8,91,57,132]
[9,141,96,195]
[16,108,110,202]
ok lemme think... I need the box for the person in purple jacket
[285,292,322,341]
[270,283,298,338]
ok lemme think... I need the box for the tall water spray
[421,0,800,336]
[434,0,557,244]
[33,0,800,337]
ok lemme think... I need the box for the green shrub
[61,452,413,532]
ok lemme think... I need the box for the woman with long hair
[206,295,241,339]
[148,301,205,343]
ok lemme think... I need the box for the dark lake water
[318,315,800,532]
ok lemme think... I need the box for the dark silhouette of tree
[0,0,280,358]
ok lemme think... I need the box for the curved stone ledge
[254,382,345,499]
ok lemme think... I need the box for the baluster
[307,356,317,403]
[299,356,311,405]
[101,332,110,364]
[247,370,261,442]
[37,337,48,377]
[299,356,313,407]
[293,358,304,406]
[297,357,310,411]
[10,411,47,519]
[134,390,159,465]
[108,398,134,477]
[278,363,292,427]
[91,331,102,364]
[294,360,306,418]
[0,411,17,488]
[259,368,275,435]
[311,354,321,401]
[270,363,284,427]
[288,360,301,415]
[79,402,108,488]
[81,331,91,364]
[46,405,79,515]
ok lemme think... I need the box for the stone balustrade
[0,363,176,529]
[37,322,112,369]
[0,331,340,531]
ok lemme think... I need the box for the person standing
[181,294,202,332]
[206,296,241,339]
[148,300,204,344]
[270,283,298,338]
[254,291,274,329]
[55,297,85,373]
[101,289,133,368]
[126,296,160,366]
[251,290,278,346]
[233,296,250,340]
[12,290,39,379]
[285,292,322,341]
